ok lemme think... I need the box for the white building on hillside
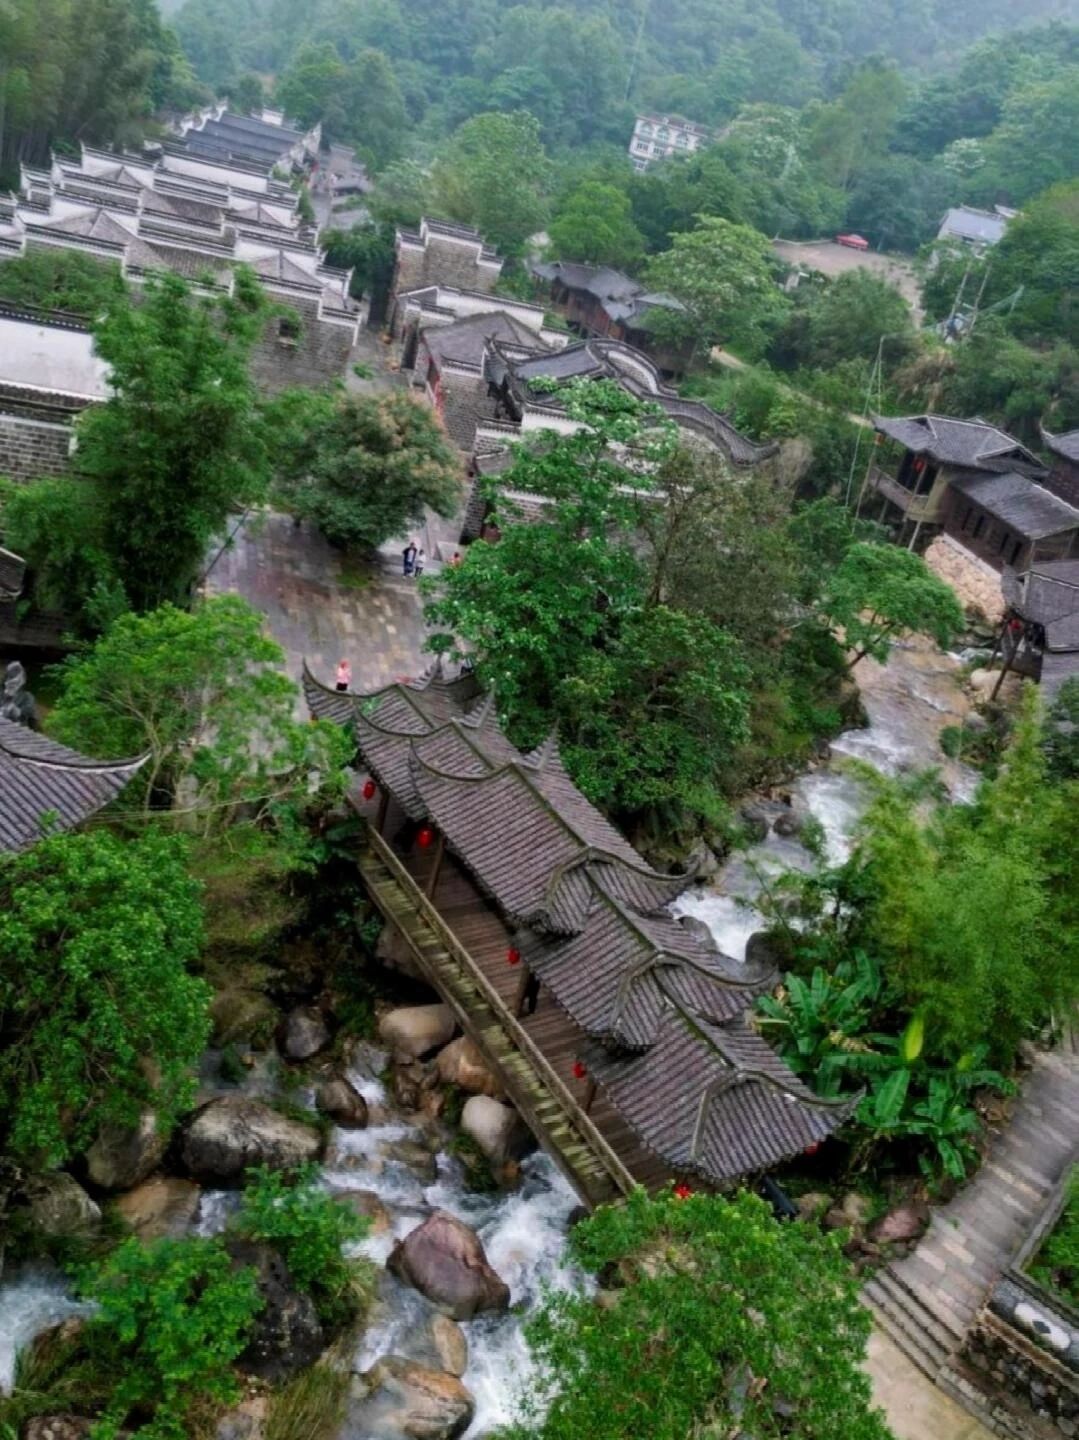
[629,114,710,171]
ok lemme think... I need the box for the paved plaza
[202,511,436,707]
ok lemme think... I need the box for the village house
[0,139,361,392]
[304,660,856,1203]
[936,204,1016,252]
[166,102,320,173]
[0,303,109,481]
[864,414,1078,567]
[1042,428,1079,508]
[994,559,1079,703]
[388,219,505,334]
[629,113,710,171]
[531,261,691,376]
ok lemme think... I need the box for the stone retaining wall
[0,413,75,480]
[925,533,1006,622]
[966,1310,1079,1437]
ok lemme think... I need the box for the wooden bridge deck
[359,824,675,1206]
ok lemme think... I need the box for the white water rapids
[0,637,981,1432]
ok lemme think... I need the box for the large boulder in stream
[460,1096,533,1166]
[181,1097,323,1186]
[85,1111,167,1191]
[278,1006,331,1062]
[317,1077,369,1129]
[379,1005,456,1060]
[25,1173,100,1238]
[341,1356,475,1440]
[113,1177,201,1240]
[435,1037,503,1098]
[387,1210,510,1320]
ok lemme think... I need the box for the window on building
[960,506,973,531]
[277,313,300,346]
[1009,539,1023,566]
[675,133,688,147]
[997,530,1012,555]
[639,122,653,137]
[972,514,985,539]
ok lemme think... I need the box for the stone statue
[0,662,39,729]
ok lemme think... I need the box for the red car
[836,233,870,250]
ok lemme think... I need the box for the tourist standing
[414,548,426,577]
[402,541,418,576]
[335,659,352,692]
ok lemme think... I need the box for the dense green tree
[987,182,1079,346]
[982,69,1079,205]
[773,270,915,371]
[76,269,272,614]
[0,828,208,1167]
[548,182,645,269]
[46,596,350,821]
[228,69,264,113]
[844,154,953,253]
[807,59,907,192]
[645,215,789,357]
[342,48,409,171]
[823,542,964,665]
[430,111,552,256]
[501,1187,892,1440]
[272,390,461,552]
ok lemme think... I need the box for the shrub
[235,1165,371,1329]
[75,1236,262,1440]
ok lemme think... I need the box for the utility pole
[624,0,650,104]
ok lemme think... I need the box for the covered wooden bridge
[305,661,855,1208]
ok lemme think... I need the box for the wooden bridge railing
[359,826,637,1207]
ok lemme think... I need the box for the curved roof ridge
[0,721,147,775]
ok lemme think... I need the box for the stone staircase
[358,834,635,1210]
[864,1050,1079,1437]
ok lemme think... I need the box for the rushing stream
[0,636,981,1433]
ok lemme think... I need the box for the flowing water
[675,636,979,959]
[0,638,978,1431]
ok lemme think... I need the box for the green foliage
[76,1235,262,1440]
[235,1165,371,1330]
[772,270,915,371]
[1030,1168,1079,1308]
[271,389,461,551]
[646,215,789,357]
[276,43,407,169]
[548,182,644,269]
[320,222,397,301]
[1044,678,1079,781]
[431,110,552,257]
[988,182,1079,347]
[0,828,208,1168]
[46,596,351,824]
[499,1187,892,1440]
[0,249,127,316]
[229,69,264,112]
[807,59,907,192]
[822,542,965,665]
[981,70,1079,205]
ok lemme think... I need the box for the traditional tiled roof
[873,414,1043,472]
[938,207,1009,247]
[0,547,25,598]
[1044,430,1079,465]
[304,659,852,1185]
[586,1012,858,1185]
[487,338,778,467]
[424,311,546,372]
[0,718,146,852]
[952,472,1079,541]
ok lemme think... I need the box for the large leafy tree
[982,69,1079,205]
[645,215,789,358]
[773,269,915,371]
[501,1187,892,1440]
[0,828,209,1167]
[45,596,350,821]
[822,543,964,666]
[548,182,645,270]
[425,382,751,830]
[72,268,273,615]
[271,390,461,553]
[430,110,552,256]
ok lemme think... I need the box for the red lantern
[804,1142,821,1157]
[572,1060,587,1080]
[507,947,521,966]
[362,779,376,801]
[416,826,435,850]
[673,1183,694,1200]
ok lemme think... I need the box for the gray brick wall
[0,414,75,481]
[248,297,357,392]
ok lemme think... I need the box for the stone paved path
[865,1047,1079,1434]
[866,1332,993,1440]
[202,510,435,710]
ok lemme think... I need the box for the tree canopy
[271,389,461,552]
[430,111,552,256]
[501,1186,892,1440]
[0,828,208,1167]
[823,543,965,665]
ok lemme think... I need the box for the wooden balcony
[358,826,664,1208]
[868,466,944,523]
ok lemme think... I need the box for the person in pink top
[335,659,352,692]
